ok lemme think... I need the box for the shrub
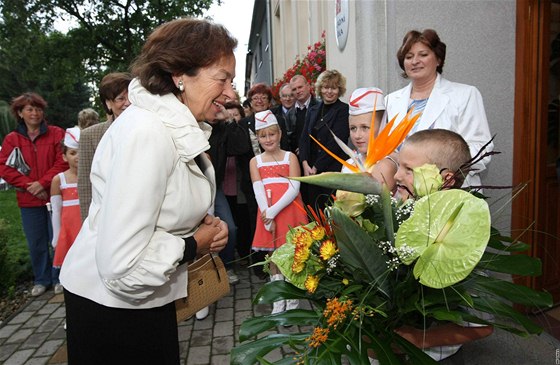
[0,190,32,295]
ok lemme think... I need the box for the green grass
[0,189,32,295]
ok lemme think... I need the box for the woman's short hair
[78,108,100,129]
[132,18,237,96]
[247,83,273,101]
[224,101,245,119]
[99,72,133,115]
[397,29,447,78]
[10,93,47,122]
[315,69,347,98]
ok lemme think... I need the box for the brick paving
[1,261,560,365]
[0,264,311,365]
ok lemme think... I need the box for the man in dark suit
[282,75,317,156]
[272,83,295,151]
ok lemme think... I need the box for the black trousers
[64,289,180,365]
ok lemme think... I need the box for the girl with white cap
[50,126,81,295]
[343,87,398,190]
[250,110,308,314]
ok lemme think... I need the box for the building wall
[267,0,516,229]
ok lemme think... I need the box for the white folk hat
[254,110,279,131]
[349,87,385,115]
[64,127,80,149]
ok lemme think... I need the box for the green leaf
[238,309,319,341]
[471,274,552,308]
[392,335,439,365]
[331,207,391,297]
[231,333,309,365]
[470,297,545,335]
[478,252,542,276]
[253,280,308,305]
[396,190,491,288]
[290,172,383,195]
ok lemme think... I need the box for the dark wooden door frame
[512,0,550,291]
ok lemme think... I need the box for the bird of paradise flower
[291,96,421,195]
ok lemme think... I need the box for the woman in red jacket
[0,92,68,297]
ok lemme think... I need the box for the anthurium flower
[334,190,366,217]
[395,189,490,288]
[413,164,443,197]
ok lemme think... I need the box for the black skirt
[64,289,180,365]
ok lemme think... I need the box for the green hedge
[0,190,32,296]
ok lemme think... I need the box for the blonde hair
[315,69,347,98]
[78,108,100,129]
[405,129,471,186]
[256,124,281,138]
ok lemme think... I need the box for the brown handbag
[175,253,230,322]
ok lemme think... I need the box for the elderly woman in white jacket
[383,29,493,189]
[60,18,235,364]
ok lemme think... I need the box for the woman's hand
[27,181,48,200]
[194,215,228,254]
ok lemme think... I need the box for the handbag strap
[209,254,225,283]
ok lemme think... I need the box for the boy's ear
[442,171,456,188]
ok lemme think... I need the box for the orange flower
[310,106,421,173]
[293,230,313,249]
[324,297,353,329]
[310,225,326,241]
[306,326,330,348]
[305,275,320,293]
[319,239,338,261]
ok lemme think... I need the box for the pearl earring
[178,80,184,92]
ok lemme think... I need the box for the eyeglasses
[114,96,128,103]
[251,95,269,102]
[280,94,294,99]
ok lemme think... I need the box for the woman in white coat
[384,29,493,188]
[60,18,234,364]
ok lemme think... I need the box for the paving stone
[20,332,49,349]
[21,315,49,329]
[22,356,49,365]
[49,307,66,319]
[234,310,253,324]
[47,327,66,341]
[186,346,211,365]
[10,311,34,325]
[210,354,230,365]
[216,296,234,308]
[190,328,212,347]
[177,324,192,342]
[37,304,60,316]
[213,321,233,337]
[24,300,47,311]
[6,328,34,343]
[34,339,65,357]
[211,336,234,355]
[0,343,20,362]
[214,307,234,322]
[0,324,20,339]
[36,318,63,333]
[234,287,252,299]
[235,298,253,312]
[193,316,213,330]
[3,348,34,365]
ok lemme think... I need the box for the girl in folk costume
[50,127,82,294]
[250,110,308,314]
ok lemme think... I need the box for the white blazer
[61,79,216,309]
[384,74,493,187]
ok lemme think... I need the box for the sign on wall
[335,0,349,51]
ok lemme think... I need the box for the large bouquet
[231,113,552,364]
